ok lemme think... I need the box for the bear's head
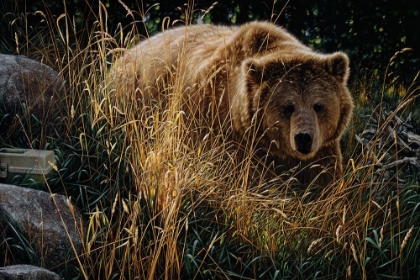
[239,52,353,160]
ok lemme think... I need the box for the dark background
[1,0,419,85]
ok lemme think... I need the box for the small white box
[0,148,56,178]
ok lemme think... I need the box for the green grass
[1,1,420,279]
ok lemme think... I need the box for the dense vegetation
[1,1,420,279]
[2,0,419,80]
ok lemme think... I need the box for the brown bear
[110,22,354,185]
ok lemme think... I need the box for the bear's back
[111,24,237,93]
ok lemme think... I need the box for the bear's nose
[294,132,312,154]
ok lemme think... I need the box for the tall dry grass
[89,12,420,280]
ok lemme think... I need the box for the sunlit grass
[1,1,420,279]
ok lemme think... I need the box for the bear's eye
[284,104,295,117]
[313,103,324,113]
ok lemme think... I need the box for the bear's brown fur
[110,22,354,185]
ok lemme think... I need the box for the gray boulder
[0,184,83,270]
[0,54,64,116]
[0,265,62,280]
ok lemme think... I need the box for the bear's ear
[244,58,271,84]
[243,59,265,99]
[325,52,350,83]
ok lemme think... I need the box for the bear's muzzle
[294,132,313,155]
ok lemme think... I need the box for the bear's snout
[294,132,313,155]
